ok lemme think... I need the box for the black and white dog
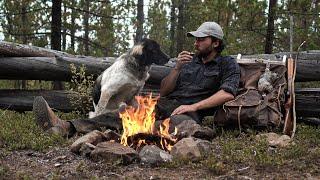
[89,38,170,118]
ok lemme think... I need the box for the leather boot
[33,96,71,137]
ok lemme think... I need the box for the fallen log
[234,51,320,82]
[0,88,319,118]
[0,89,87,113]
[297,117,320,126]
[0,40,75,57]
[0,51,319,82]
[0,56,169,85]
[295,88,320,117]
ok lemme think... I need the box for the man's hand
[175,51,193,70]
[171,104,198,116]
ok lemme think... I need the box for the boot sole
[33,96,53,131]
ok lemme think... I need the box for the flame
[119,93,177,151]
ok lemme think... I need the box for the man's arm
[160,51,193,96]
[160,68,180,96]
[171,57,240,115]
[171,89,234,115]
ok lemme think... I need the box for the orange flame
[119,94,177,150]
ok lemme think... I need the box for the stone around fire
[139,145,172,165]
[170,137,212,161]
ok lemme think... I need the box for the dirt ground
[1,145,319,180]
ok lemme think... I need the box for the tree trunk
[135,0,144,43]
[51,0,64,90]
[169,0,177,57]
[18,6,28,89]
[176,0,186,54]
[51,0,62,51]
[62,1,67,51]
[265,0,277,54]
[70,0,76,53]
[83,0,90,55]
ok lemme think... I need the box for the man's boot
[33,96,71,137]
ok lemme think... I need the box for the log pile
[0,41,319,121]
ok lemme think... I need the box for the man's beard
[195,44,214,59]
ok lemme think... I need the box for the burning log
[119,94,177,151]
[126,133,176,152]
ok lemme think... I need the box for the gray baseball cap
[187,21,224,40]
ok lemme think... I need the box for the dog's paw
[118,103,127,114]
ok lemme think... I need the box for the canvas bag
[214,62,287,131]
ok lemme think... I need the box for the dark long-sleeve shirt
[167,55,240,107]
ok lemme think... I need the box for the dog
[89,38,170,118]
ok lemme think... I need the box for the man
[156,21,240,123]
[33,21,240,137]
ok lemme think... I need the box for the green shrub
[0,110,66,151]
[68,64,95,115]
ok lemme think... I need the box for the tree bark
[0,88,319,117]
[0,89,83,112]
[295,88,320,117]
[0,41,74,57]
[51,0,64,90]
[0,56,166,83]
[264,0,277,54]
[19,6,28,89]
[70,0,76,53]
[135,0,144,43]
[0,52,320,82]
[51,0,62,51]
[83,0,90,55]
[169,0,177,57]
[176,0,186,54]
[62,2,67,51]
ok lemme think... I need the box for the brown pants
[69,97,202,134]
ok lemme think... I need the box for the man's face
[193,37,218,58]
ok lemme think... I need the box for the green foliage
[0,110,65,151]
[0,80,54,90]
[162,124,320,175]
[203,124,320,173]
[147,1,171,55]
[1,0,320,55]
[68,63,95,115]
[0,165,9,178]
[0,80,14,89]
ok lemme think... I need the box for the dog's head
[130,38,170,66]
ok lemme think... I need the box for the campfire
[119,93,177,151]
[71,93,215,165]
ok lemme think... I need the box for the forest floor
[0,110,320,179]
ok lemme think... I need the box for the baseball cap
[187,21,224,40]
